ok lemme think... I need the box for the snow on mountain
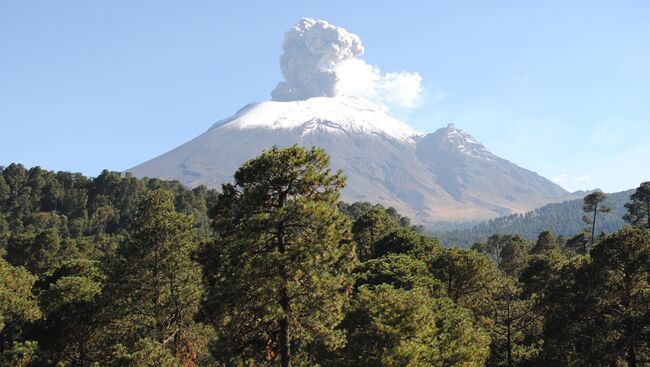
[128,95,569,225]
[434,123,495,159]
[211,95,421,143]
[416,123,568,216]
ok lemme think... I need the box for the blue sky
[1,0,648,192]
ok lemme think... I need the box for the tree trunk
[279,283,291,367]
[591,204,598,247]
[506,297,513,367]
[278,254,292,367]
[447,266,454,301]
[646,199,650,229]
[627,345,637,367]
[277,190,291,367]
[79,339,85,367]
[506,323,512,367]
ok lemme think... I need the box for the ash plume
[271,18,364,101]
[271,18,422,108]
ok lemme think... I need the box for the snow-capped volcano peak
[429,123,494,159]
[129,96,568,225]
[210,95,422,144]
[127,16,570,225]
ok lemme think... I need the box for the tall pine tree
[199,146,356,367]
[582,192,611,247]
[624,182,650,229]
[106,189,204,365]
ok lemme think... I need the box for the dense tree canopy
[437,190,631,248]
[0,157,649,366]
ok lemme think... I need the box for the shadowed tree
[485,280,540,367]
[539,228,650,366]
[107,189,204,365]
[351,207,398,261]
[623,181,650,229]
[33,259,104,365]
[473,234,530,277]
[588,227,650,367]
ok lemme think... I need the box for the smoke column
[271,18,423,109]
[271,18,364,101]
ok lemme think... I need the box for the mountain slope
[416,124,568,217]
[435,189,633,247]
[128,95,569,225]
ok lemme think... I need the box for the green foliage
[1,340,39,367]
[624,181,650,229]
[339,201,414,228]
[535,228,650,366]
[582,191,611,221]
[429,248,500,313]
[582,191,611,247]
[519,248,566,298]
[108,338,180,367]
[1,158,649,367]
[33,258,105,365]
[437,189,632,247]
[0,256,41,354]
[587,227,650,365]
[354,253,443,295]
[472,234,531,278]
[483,280,541,367]
[530,230,558,254]
[5,228,79,276]
[106,189,204,365]
[330,285,490,367]
[199,146,357,366]
[0,163,218,240]
[564,230,590,255]
[372,227,439,260]
[351,206,399,261]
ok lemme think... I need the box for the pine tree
[331,285,490,367]
[531,230,558,254]
[351,207,398,261]
[486,280,539,367]
[623,181,650,229]
[199,145,357,367]
[0,254,41,365]
[589,227,650,366]
[429,248,500,313]
[582,192,611,247]
[106,189,203,365]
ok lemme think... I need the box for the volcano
[128,95,569,225]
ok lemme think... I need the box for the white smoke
[336,59,423,108]
[271,18,363,101]
[271,18,423,109]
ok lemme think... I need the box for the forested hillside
[436,190,632,247]
[1,153,649,366]
[0,164,219,240]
